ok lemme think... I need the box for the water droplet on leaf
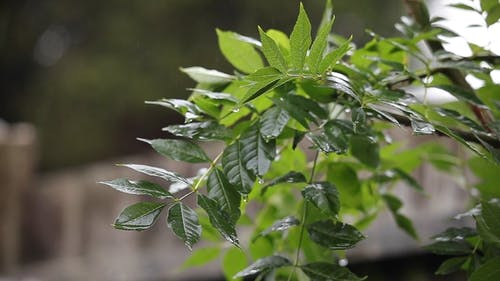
[232,107,240,113]
[338,258,349,267]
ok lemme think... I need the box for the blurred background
[0,0,478,280]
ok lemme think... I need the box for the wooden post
[0,121,37,274]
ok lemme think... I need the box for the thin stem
[192,151,223,191]
[287,151,320,281]
[177,151,224,202]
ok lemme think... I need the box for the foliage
[101,0,500,280]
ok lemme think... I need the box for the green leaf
[435,256,468,275]
[431,227,477,241]
[477,215,500,247]
[180,67,234,84]
[260,106,290,140]
[318,37,352,73]
[481,0,498,13]
[119,164,191,185]
[233,255,292,278]
[113,202,166,231]
[449,3,479,12]
[325,72,360,102]
[240,67,283,104]
[142,139,210,163]
[307,220,365,250]
[290,3,312,70]
[99,178,172,199]
[350,135,380,168]
[470,256,500,281]
[240,123,276,176]
[259,26,288,72]
[302,182,340,217]
[198,194,239,246]
[307,17,334,73]
[190,89,238,104]
[263,171,307,189]
[146,99,203,121]
[395,213,418,239]
[163,121,232,141]
[167,202,202,250]
[309,121,350,154]
[222,140,256,194]
[207,168,241,223]
[273,94,327,128]
[223,248,248,281]
[424,241,472,256]
[181,246,221,270]
[481,200,500,238]
[216,29,264,73]
[434,85,485,106]
[260,216,300,236]
[434,124,486,159]
[486,5,500,26]
[301,262,366,281]
[392,168,424,192]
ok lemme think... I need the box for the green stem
[177,151,224,202]
[287,151,320,281]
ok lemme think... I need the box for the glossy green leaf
[325,72,360,102]
[222,140,256,194]
[190,89,238,104]
[260,106,290,140]
[308,133,347,154]
[260,216,300,236]
[307,220,365,250]
[240,123,276,176]
[273,94,327,128]
[119,164,191,185]
[167,202,202,250]
[113,202,166,231]
[259,26,288,72]
[263,171,307,189]
[234,255,292,278]
[289,3,312,70]
[163,121,232,141]
[308,17,334,73]
[410,119,435,135]
[216,29,264,73]
[240,68,282,104]
[470,256,500,281]
[318,37,352,73]
[301,262,366,281]
[350,135,380,168]
[99,178,172,199]
[146,99,203,121]
[435,256,468,275]
[207,168,241,223]
[198,194,239,246]
[302,182,340,217]
[142,139,210,163]
[180,67,234,84]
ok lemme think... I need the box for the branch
[385,113,500,149]
[404,0,495,132]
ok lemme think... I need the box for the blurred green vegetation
[0,0,401,170]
